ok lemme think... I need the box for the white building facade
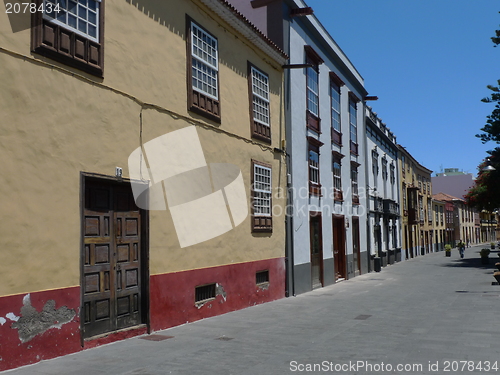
[365,107,401,269]
[282,0,369,294]
[223,0,375,294]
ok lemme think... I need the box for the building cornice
[200,0,288,65]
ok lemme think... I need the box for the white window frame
[351,165,359,197]
[253,164,272,217]
[309,149,320,185]
[382,158,388,197]
[349,99,357,144]
[390,164,395,199]
[330,82,341,133]
[333,157,342,192]
[372,151,379,189]
[307,65,319,117]
[251,66,270,127]
[43,0,100,43]
[191,22,218,100]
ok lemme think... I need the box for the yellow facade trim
[0,286,80,299]
[150,256,284,277]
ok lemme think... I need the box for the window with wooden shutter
[31,0,104,77]
[304,46,323,133]
[252,160,272,232]
[248,63,271,143]
[330,72,344,145]
[351,161,360,205]
[187,18,221,123]
[307,136,323,196]
[332,152,343,201]
[349,93,360,155]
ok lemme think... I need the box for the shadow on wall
[125,0,281,94]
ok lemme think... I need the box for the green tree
[492,13,500,46]
[464,148,500,210]
[476,16,500,143]
[467,17,500,210]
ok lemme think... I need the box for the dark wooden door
[374,224,382,256]
[310,213,323,289]
[352,217,361,275]
[82,179,143,339]
[332,215,346,281]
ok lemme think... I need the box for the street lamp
[482,157,496,172]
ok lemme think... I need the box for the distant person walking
[458,240,466,258]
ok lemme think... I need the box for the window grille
[331,82,341,133]
[256,270,269,284]
[44,0,100,42]
[307,65,319,116]
[195,284,216,303]
[191,23,218,99]
[254,164,272,216]
[251,67,270,127]
[309,149,320,184]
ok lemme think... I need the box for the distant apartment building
[365,107,401,268]
[398,146,433,259]
[432,168,474,200]
[433,193,476,246]
[432,167,499,245]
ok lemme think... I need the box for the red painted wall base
[0,257,285,371]
[0,287,81,372]
[150,257,286,332]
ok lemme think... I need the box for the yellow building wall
[0,0,285,296]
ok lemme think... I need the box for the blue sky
[305,0,499,176]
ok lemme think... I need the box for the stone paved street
[4,244,500,375]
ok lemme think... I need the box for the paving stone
[5,244,500,375]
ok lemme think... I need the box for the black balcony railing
[383,199,399,216]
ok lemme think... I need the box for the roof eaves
[285,0,366,95]
[200,0,289,65]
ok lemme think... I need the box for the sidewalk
[4,244,500,375]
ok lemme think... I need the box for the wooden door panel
[114,186,142,330]
[310,214,323,289]
[333,216,346,280]
[82,180,143,339]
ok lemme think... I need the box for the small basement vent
[256,270,269,285]
[195,283,216,302]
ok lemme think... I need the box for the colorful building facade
[432,198,446,252]
[0,0,288,370]
[398,145,433,259]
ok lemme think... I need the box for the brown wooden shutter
[31,0,104,77]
